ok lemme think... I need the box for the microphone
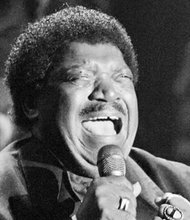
[97,145,126,177]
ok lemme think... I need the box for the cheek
[127,92,138,115]
[58,89,86,119]
[122,89,138,120]
[39,89,59,119]
[128,93,138,131]
[115,80,135,95]
[117,83,137,105]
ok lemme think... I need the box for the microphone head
[97,145,126,177]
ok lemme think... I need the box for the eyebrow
[49,64,93,82]
[113,66,133,74]
[66,61,97,70]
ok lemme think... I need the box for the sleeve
[0,152,28,220]
[131,147,190,200]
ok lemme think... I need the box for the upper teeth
[89,116,119,121]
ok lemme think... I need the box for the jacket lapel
[126,157,164,218]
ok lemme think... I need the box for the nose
[88,77,119,102]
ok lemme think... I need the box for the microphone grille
[97,145,126,177]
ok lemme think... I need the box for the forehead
[62,42,127,68]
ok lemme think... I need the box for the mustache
[80,102,126,116]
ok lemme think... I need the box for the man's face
[38,42,138,177]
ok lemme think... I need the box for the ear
[22,96,39,120]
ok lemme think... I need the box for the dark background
[1,0,190,164]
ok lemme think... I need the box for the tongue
[83,120,116,135]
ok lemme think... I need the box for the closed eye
[61,69,95,87]
[120,73,133,80]
[114,72,133,82]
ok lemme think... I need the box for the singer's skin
[153,193,190,220]
[76,176,138,220]
[1,5,190,220]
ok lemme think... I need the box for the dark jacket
[0,136,190,220]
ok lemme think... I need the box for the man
[1,5,190,220]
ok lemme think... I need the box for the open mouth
[82,116,122,136]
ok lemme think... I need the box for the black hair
[5,5,138,129]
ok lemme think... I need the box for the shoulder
[0,137,31,171]
[130,147,190,198]
[0,139,29,198]
[0,138,34,219]
[0,143,20,177]
[130,147,190,173]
